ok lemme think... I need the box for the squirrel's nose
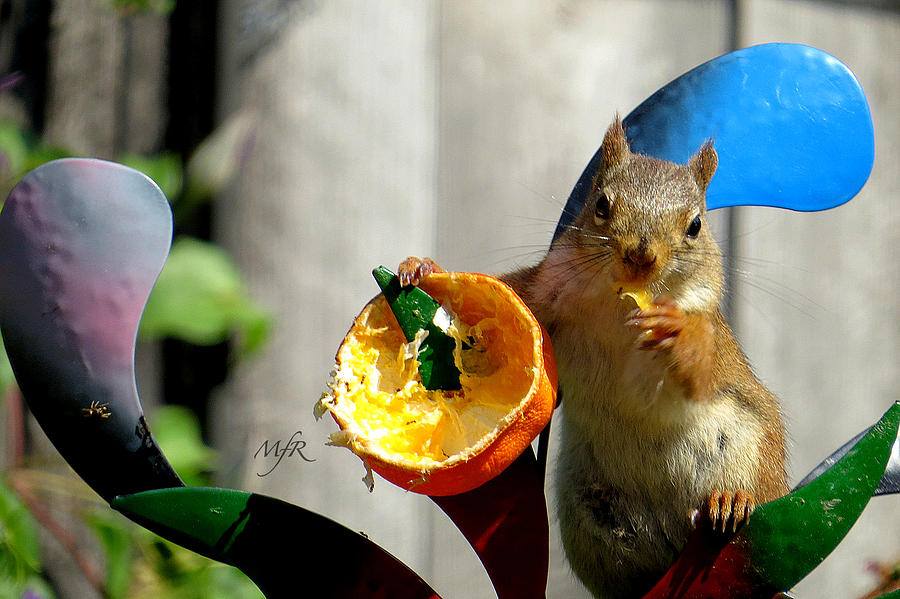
[623,247,657,268]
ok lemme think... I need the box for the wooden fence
[20,1,899,597]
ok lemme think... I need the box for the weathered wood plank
[736,1,900,597]
[39,3,170,598]
[214,0,444,591]
[437,2,727,596]
[214,1,897,597]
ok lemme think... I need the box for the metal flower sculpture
[0,43,894,599]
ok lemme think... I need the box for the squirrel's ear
[600,115,630,173]
[688,140,717,192]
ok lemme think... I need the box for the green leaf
[117,152,183,201]
[84,510,134,598]
[139,237,271,356]
[0,120,72,202]
[0,119,71,176]
[0,478,41,584]
[126,524,263,599]
[149,405,217,486]
[204,564,266,599]
[0,575,58,599]
[24,145,72,174]
[0,121,29,177]
[0,335,16,392]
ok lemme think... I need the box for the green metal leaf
[372,266,461,391]
[112,487,441,599]
[744,402,900,589]
[643,402,900,598]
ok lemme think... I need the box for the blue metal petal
[555,43,874,241]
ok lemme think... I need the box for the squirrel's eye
[686,215,702,238]
[594,192,610,220]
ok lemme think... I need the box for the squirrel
[398,116,788,598]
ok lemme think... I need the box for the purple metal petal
[0,158,182,501]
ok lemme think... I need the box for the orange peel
[316,271,557,496]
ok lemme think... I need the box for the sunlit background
[0,1,897,598]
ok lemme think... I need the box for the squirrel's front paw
[628,297,716,399]
[626,297,684,350]
[706,489,755,533]
[398,256,443,287]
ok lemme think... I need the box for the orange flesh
[616,284,654,310]
[318,283,536,467]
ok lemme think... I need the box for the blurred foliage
[179,110,256,222]
[142,238,271,357]
[118,152,184,200]
[111,0,177,15]
[0,86,266,596]
[1,404,263,598]
[127,534,264,599]
[0,479,57,598]
[149,405,217,487]
[0,336,14,394]
[0,121,70,200]
[0,115,268,379]
[86,510,134,598]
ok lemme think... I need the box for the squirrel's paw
[398,256,443,287]
[626,297,684,350]
[707,489,755,533]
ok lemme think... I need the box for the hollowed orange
[315,271,557,496]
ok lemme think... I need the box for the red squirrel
[399,116,787,598]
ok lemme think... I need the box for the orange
[315,271,557,496]
[615,283,654,310]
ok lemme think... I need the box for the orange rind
[316,271,557,496]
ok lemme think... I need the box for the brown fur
[399,116,787,598]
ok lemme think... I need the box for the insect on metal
[82,400,111,419]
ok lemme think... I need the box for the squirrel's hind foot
[706,489,755,534]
